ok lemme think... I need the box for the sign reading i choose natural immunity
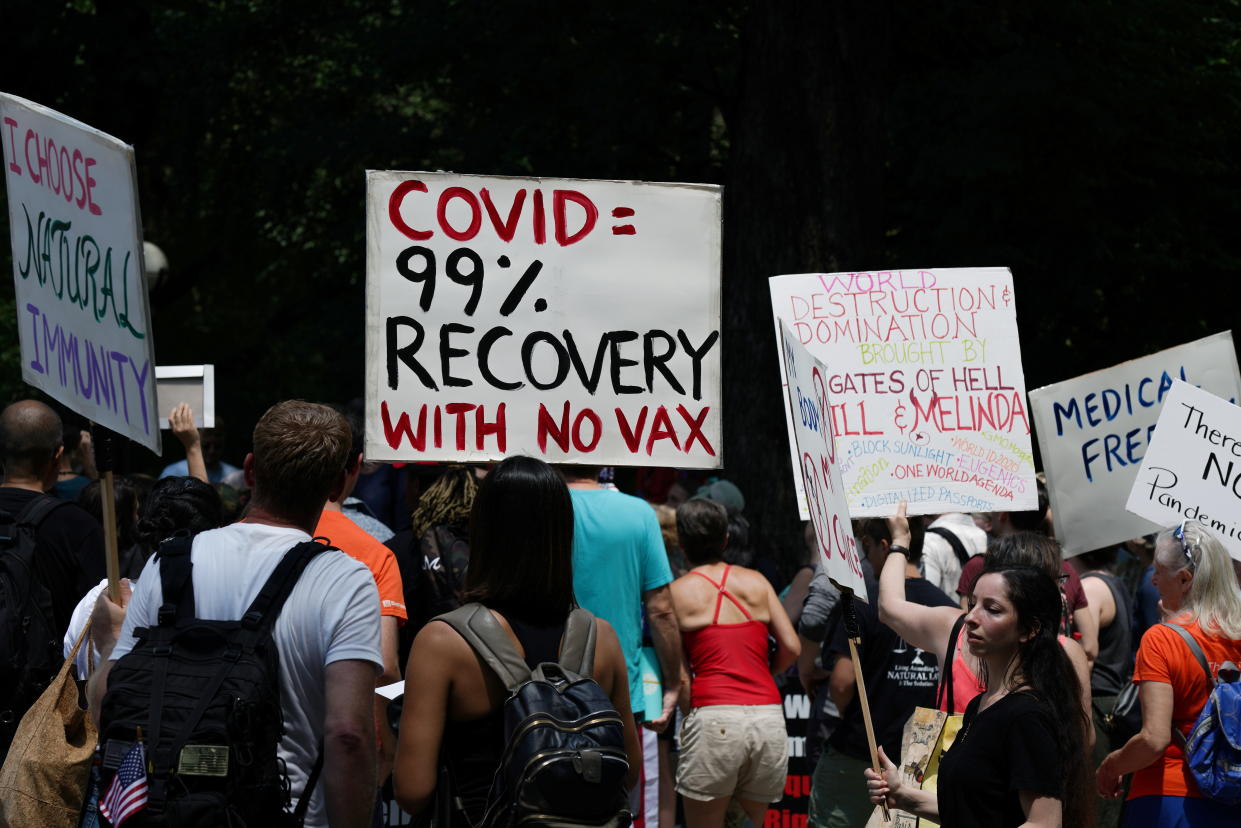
[366,172,722,466]
[1,94,160,453]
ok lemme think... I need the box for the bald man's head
[0,401,64,479]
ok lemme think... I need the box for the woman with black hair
[393,456,641,825]
[865,506,1092,827]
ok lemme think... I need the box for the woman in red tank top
[669,499,800,828]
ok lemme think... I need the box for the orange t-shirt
[314,510,407,623]
[1128,619,1241,800]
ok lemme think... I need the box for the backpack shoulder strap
[1164,622,1215,751]
[155,532,196,626]
[436,603,531,693]
[927,526,971,567]
[240,538,330,635]
[558,608,597,678]
[1163,623,1213,684]
[16,493,68,527]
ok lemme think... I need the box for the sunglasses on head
[1173,520,1199,570]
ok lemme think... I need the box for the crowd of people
[1,395,1240,828]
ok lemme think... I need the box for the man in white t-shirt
[88,401,383,828]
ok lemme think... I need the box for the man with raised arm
[89,401,382,828]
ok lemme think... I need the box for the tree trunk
[722,2,890,574]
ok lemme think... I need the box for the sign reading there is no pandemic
[1127,379,1241,562]
[1030,332,1240,556]
[770,268,1036,518]
[365,171,722,466]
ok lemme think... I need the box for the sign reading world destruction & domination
[1,94,160,453]
[366,172,722,465]
[770,268,1036,518]
[779,319,866,599]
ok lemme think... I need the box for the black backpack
[413,523,470,627]
[99,532,327,827]
[437,603,631,828]
[0,494,67,757]
[399,523,470,668]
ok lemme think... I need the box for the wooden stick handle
[101,469,121,602]
[843,590,890,824]
[846,634,891,823]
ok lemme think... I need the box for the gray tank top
[1082,571,1133,696]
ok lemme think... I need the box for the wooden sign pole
[100,470,121,602]
[843,590,890,824]
[92,423,121,602]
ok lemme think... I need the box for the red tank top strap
[698,565,754,624]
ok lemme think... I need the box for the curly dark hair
[135,476,224,549]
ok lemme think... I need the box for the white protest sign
[1126,379,1241,562]
[770,268,1035,518]
[1030,332,1241,556]
[155,365,216,430]
[1,94,159,453]
[366,171,721,466]
[779,319,867,599]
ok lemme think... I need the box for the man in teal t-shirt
[564,468,681,731]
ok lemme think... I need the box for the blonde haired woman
[1096,520,1241,826]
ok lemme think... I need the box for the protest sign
[778,319,866,599]
[770,268,1036,518]
[1126,379,1241,562]
[1030,332,1241,555]
[1,94,160,453]
[365,171,722,466]
[155,365,215,429]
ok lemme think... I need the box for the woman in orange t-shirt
[1096,520,1241,826]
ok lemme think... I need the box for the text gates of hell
[365,172,722,465]
[770,268,1036,518]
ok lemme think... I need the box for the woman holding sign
[876,507,1092,720]
[1095,520,1241,826]
[865,550,1092,826]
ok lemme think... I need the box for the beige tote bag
[0,621,97,828]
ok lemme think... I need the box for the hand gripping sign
[366,171,722,466]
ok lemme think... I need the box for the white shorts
[675,704,788,803]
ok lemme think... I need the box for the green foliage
[0,0,1238,486]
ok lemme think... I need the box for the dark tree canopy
[2,0,1237,569]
